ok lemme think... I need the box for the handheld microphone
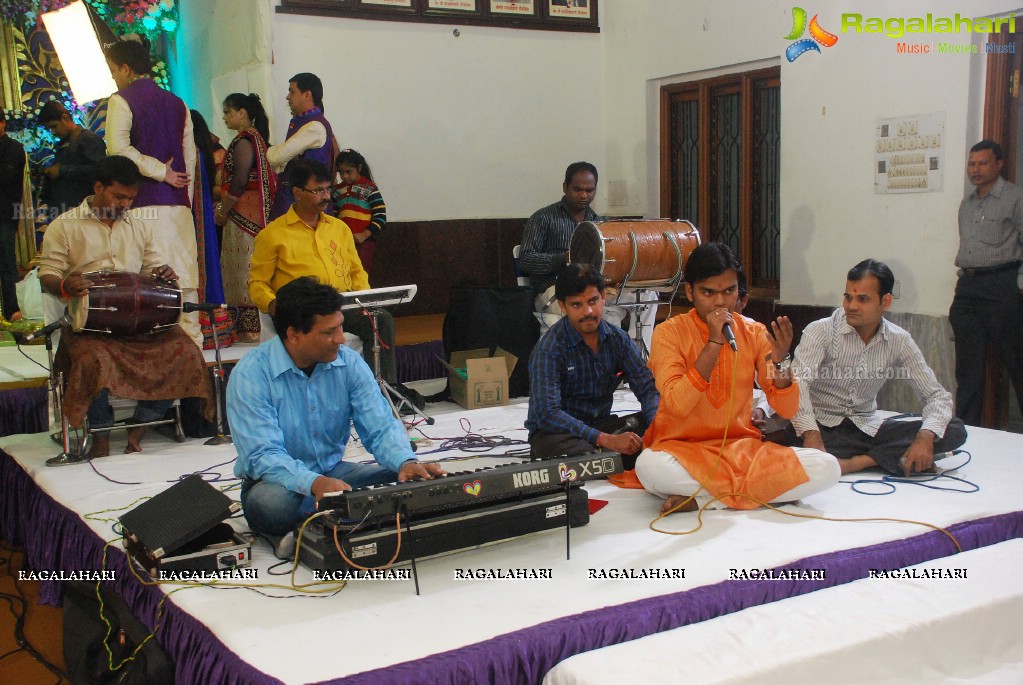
[22,312,71,342]
[182,302,228,313]
[898,450,958,473]
[722,323,738,352]
[613,416,641,434]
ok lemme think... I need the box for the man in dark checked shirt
[525,263,658,468]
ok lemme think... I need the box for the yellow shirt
[248,207,369,312]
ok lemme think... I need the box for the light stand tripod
[355,301,434,426]
[204,311,231,445]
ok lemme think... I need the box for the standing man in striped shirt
[525,264,658,467]
[792,259,966,476]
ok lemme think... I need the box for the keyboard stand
[356,302,436,427]
[400,504,422,596]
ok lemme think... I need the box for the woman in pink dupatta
[215,93,276,342]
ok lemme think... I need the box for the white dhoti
[144,205,201,347]
[635,447,841,509]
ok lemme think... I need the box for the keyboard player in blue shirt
[227,277,444,536]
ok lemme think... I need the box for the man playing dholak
[634,243,840,513]
[37,156,212,458]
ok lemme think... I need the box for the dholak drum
[570,219,701,289]
[69,271,181,336]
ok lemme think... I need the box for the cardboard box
[438,348,518,410]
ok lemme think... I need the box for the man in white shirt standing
[266,72,339,220]
[104,39,200,345]
[793,259,966,476]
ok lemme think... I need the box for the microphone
[899,450,958,473]
[722,323,738,352]
[22,312,71,342]
[182,302,228,313]
[613,416,641,434]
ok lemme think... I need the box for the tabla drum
[570,219,701,289]
[69,271,181,336]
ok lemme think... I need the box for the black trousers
[949,269,1023,425]
[814,416,968,474]
[529,411,645,469]
[0,221,19,318]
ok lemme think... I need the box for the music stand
[340,285,435,426]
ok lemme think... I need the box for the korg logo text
[512,469,551,488]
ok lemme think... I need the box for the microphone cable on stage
[413,418,529,458]
[840,450,977,496]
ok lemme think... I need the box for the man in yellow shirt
[248,159,397,384]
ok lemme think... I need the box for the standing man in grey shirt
[949,140,1023,426]
[794,259,966,476]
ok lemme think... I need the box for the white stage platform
[1,390,1022,684]
[544,539,1023,685]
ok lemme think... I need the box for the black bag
[439,286,540,399]
[62,580,174,685]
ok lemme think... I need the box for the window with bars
[660,67,781,297]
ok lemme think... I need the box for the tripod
[357,303,434,426]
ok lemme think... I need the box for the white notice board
[874,112,945,194]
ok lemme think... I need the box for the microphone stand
[204,309,232,446]
[43,329,90,466]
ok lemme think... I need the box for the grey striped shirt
[520,199,603,294]
[792,309,953,438]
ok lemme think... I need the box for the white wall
[602,0,1021,315]
[172,0,1019,315]
[263,1,605,221]
[168,0,274,137]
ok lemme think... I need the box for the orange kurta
[644,310,806,509]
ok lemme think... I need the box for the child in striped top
[331,148,386,273]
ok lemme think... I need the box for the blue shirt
[228,337,414,495]
[526,317,658,442]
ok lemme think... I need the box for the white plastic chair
[512,245,530,287]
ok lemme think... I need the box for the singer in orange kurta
[641,309,807,509]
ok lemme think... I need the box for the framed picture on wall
[489,0,537,18]
[358,0,415,11]
[426,0,480,15]
[544,0,595,25]
[280,0,597,31]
